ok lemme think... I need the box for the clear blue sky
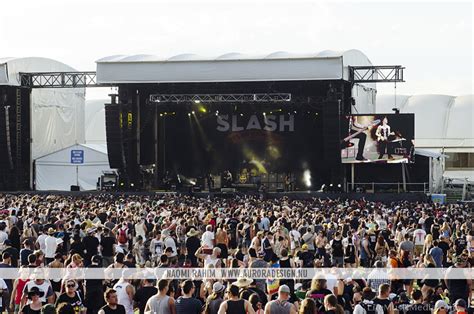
[1,0,472,99]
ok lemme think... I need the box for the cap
[434,300,449,311]
[454,299,467,308]
[212,282,225,293]
[279,285,290,294]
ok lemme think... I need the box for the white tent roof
[0,57,76,86]
[0,56,85,164]
[376,94,474,150]
[96,49,373,84]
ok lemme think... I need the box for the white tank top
[113,280,133,313]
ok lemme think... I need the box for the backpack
[118,228,128,244]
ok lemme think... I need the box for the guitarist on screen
[375,116,395,160]
[344,116,369,161]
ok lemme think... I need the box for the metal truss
[20,72,101,88]
[349,66,404,83]
[149,93,292,103]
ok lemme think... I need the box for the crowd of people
[0,193,472,314]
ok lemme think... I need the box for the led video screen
[341,114,415,164]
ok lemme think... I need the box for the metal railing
[346,182,428,194]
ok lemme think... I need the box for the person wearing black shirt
[227,216,239,249]
[70,234,85,257]
[437,237,450,267]
[331,232,344,267]
[262,232,274,262]
[133,279,157,314]
[99,289,126,314]
[454,232,467,256]
[3,239,19,267]
[123,253,135,268]
[56,280,85,313]
[85,255,104,314]
[444,254,471,304]
[424,216,434,235]
[175,280,202,314]
[405,290,431,314]
[185,229,201,267]
[100,229,116,267]
[20,239,34,266]
[431,221,440,240]
[306,279,332,313]
[83,230,100,266]
[373,284,393,314]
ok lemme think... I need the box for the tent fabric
[376,94,474,149]
[35,144,110,191]
[0,57,85,160]
[31,88,85,159]
[85,99,107,144]
[96,49,374,84]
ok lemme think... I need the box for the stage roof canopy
[96,49,373,84]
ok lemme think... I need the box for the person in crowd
[175,280,202,314]
[264,284,297,314]
[20,286,43,314]
[144,279,175,314]
[98,289,126,314]
[55,279,86,314]
[218,284,255,314]
[113,271,134,314]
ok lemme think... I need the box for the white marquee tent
[35,144,110,191]
[377,94,474,186]
[0,57,85,160]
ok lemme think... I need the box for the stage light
[194,100,201,104]
[159,113,163,117]
[294,110,297,114]
[303,170,312,188]
[130,183,135,187]
[240,113,243,116]
[263,112,266,116]
[120,182,124,186]
[188,113,191,117]
[215,112,219,116]
[192,111,195,114]
[337,184,341,188]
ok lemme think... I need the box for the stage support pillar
[401,163,407,192]
[351,163,355,192]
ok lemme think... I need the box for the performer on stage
[284,173,293,192]
[207,173,214,191]
[222,170,233,187]
[375,117,395,160]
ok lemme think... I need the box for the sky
[1,0,472,100]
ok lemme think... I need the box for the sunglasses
[67,284,75,288]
